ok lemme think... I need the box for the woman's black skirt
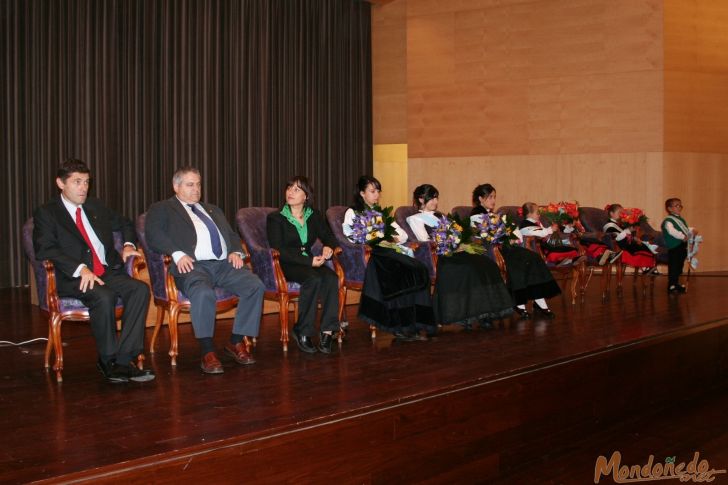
[433,251,513,325]
[358,246,435,334]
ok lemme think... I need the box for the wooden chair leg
[149,305,166,354]
[168,305,180,366]
[44,323,53,370]
[51,314,63,383]
[337,286,347,323]
[279,294,290,352]
[616,263,624,294]
[570,268,578,305]
[370,325,377,340]
[136,353,145,370]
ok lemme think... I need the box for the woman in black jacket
[266,176,340,354]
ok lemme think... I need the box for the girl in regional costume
[406,184,513,328]
[470,185,561,320]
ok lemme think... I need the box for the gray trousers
[175,260,265,339]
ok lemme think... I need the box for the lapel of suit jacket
[170,196,196,232]
[83,201,103,239]
[53,196,88,246]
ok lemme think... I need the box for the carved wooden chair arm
[43,260,61,313]
[162,254,180,304]
[331,247,345,288]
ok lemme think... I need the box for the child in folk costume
[518,202,584,267]
[603,204,659,274]
[471,185,561,319]
[580,214,622,266]
[661,198,699,294]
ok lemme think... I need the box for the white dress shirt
[172,198,229,263]
[60,194,108,277]
[406,211,439,242]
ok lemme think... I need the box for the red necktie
[75,207,105,276]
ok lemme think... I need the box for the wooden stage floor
[1,274,728,483]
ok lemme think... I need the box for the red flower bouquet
[539,201,581,227]
[618,207,648,228]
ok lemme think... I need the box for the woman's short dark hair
[412,184,439,209]
[57,159,90,182]
[472,184,496,206]
[353,175,382,211]
[286,175,314,207]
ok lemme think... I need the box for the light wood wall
[661,0,728,271]
[372,0,727,271]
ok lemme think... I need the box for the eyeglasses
[672,204,683,208]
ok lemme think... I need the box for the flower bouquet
[431,214,484,256]
[617,207,648,228]
[472,212,519,247]
[348,205,397,246]
[538,201,580,226]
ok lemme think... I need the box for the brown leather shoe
[224,342,256,365]
[200,352,224,374]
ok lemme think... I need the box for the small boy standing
[661,198,698,294]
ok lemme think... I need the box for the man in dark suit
[144,167,265,374]
[33,159,154,383]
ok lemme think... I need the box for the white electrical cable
[0,337,48,347]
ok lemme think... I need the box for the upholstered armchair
[578,207,618,300]
[521,233,584,305]
[607,218,666,296]
[22,218,146,383]
[135,213,240,366]
[496,206,522,225]
[449,205,473,222]
[235,207,345,352]
[639,219,669,265]
[394,206,437,281]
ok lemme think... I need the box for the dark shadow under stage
[1,274,728,484]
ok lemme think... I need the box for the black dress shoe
[513,307,531,319]
[479,318,494,330]
[293,329,317,353]
[533,305,556,319]
[318,332,334,354]
[96,359,129,384]
[668,284,687,294]
[393,331,419,342]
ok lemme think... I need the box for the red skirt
[544,249,579,264]
[585,243,608,259]
[621,250,655,268]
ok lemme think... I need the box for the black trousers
[60,267,149,365]
[281,263,339,337]
[668,242,688,286]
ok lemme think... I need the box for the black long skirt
[500,245,561,305]
[433,252,513,325]
[358,246,435,335]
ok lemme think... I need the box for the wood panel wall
[372,0,728,271]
